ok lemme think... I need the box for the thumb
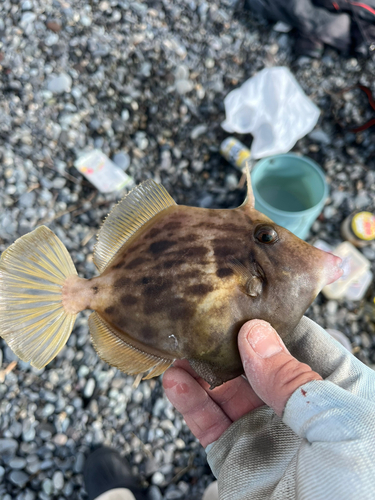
[238,319,322,417]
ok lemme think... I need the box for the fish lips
[321,252,344,286]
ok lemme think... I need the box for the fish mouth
[322,252,344,286]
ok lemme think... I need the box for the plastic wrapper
[221,67,320,159]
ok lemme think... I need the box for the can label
[351,212,375,241]
[220,137,251,170]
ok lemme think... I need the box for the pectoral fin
[226,257,262,297]
[88,312,173,381]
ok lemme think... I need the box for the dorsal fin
[93,179,176,273]
[88,312,173,381]
[239,161,255,210]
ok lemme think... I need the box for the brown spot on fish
[143,280,172,297]
[140,325,157,340]
[169,298,195,321]
[140,276,152,285]
[162,260,179,270]
[149,240,177,254]
[126,243,143,254]
[114,277,132,288]
[216,267,234,278]
[121,295,138,307]
[113,260,126,270]
[105,306,116,315]
[92,286,99,294]
[186,283,214,296]
[162,221,182,231]
[213,245,235,260]
[186,246,209,258]
[178,269,201,280]
[145,228,161,239]
[178,235,199,243]
[125,257,147,270]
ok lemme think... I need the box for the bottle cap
[351,212,375,241]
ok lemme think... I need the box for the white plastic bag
[221,67,320,159]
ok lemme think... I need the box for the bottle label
[351,212,375,241]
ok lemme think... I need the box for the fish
[0,170,343,388]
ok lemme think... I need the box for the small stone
[225,173,238,191]
[175,79,194,95]
[151,471,165,486]
[9,457,27,469]
[0,465,5,482]
[148,485,163,500]
[42,403,55,417]
[21,0,33,10]
[0,438,18,457]
[52,433,68,446]
[308,129,331,145]
[9,470,29,488]
[190,124,207,140]
[19,191,36,208]
[48,73,72,94]
[135,132,149,150]
[121,109,130,121]
[46,20,62,32]
[323,206,336,219]
[20,12,36,29]
[205,58,215,68]
[74,452,85,473]
[175,65,189,81]
[84,378,96,398]
[326,301,338,316]
[113,152,130,171]
[42,478,53,495]
[53,470,64,491]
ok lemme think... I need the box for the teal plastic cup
[251,154,328,240]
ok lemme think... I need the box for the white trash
[74,149,133,193]
[221,67,320,159]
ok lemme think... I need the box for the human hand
[163,319,322,447]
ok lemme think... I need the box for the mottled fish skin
[87,204,329,386]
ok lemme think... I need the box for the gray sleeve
[206,316,375,500]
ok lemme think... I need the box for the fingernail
[246,322,283,358]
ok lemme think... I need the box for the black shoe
[83,447,148,500]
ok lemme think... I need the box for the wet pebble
[48,73,72,94]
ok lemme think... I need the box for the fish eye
[255,226,278,244]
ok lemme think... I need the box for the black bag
[244,0,375,57]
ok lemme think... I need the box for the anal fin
[88,312,173,380]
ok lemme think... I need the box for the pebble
[48,73,72,94]
[175,79,194,95]
[0,466,4,482]
[9,470,29,488]
[113,152,130,171]
[42,478,53,495]
[52,471,64,491]
[84,378,96,398]
[190,124,207,140]
[151,471,165,486]
[9,457,27,469]
[308,129,331,145]
[0,439,18,457]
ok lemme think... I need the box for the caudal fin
[0,226,78,369]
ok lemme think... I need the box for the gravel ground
[1,1,375,499]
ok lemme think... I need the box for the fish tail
[0,226,78,369]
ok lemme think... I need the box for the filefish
[0,171,342,388]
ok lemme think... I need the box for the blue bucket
[251,154,328,240]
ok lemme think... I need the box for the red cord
[332,2,340,9]
[350,1,375,17]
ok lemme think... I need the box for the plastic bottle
[341,211,375,248]
[74,149,133,193]
[220,137,251,171]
